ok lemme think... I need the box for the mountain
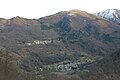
[96,9,120,24]
[40,9,120,55]
[0,9,120,80]
[0,16,39,27]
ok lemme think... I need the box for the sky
[0,0,120,19]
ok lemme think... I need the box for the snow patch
[68,13,76,16]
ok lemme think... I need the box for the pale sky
[0,0,120,19]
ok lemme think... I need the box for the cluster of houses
[42,55,95,72]
[25,40,52,46]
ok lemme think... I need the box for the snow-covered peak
[96,9,120,24]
